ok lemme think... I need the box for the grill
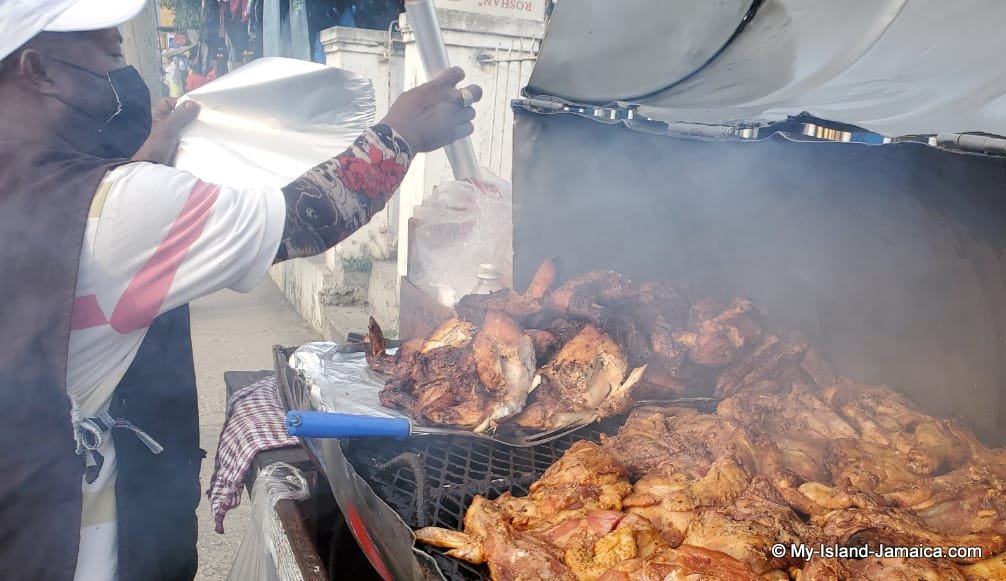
[343,421,621,581]
[273,345,715,580]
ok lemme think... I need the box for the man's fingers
[462,84,483,104]
[459,106,476,123]
[160,101,200,134]
[433,66,465,88]
[454,122,475,141]
[152,97,177,123]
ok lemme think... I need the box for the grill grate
[343,420,623,581]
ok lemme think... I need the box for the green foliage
[343,257,374,273]
[160,0,202,30]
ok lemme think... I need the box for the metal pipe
[404,0,481,181]
[936,133,1006,156]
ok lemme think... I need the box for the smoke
[512,110,1006,444]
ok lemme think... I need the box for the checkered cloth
[207,374,299,533]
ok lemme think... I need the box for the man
[0,1,483,580]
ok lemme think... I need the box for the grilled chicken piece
[470,311,538,432]
[965,552,1006,580]
[602,314,653,368]
[673,298,762,367]
[644,316,686,372]
[455,288,542,326]
[633,359,692,400]
[813,503,1005,564]
[514,325,646,430]
[718,383,859,441]
[883,454,1006,538]
[717,383,857,484]
[713,333,808,397]
[682,477,822,574]
[525,256,560,300]
[420,317,477,353]
[376,312,536,432]
[495,442,632,531]
[535,512,667,581]
[773,435,832,484]
[545,271,638,326]
[596,545,764,581]
[455,257,558,325]
[600,406,768,480]
[545,316,588,345]
[404,347,487,427]
[800,345,837,388]
[375,313,485,426]
[615,281,689,368]
[822,380,932,433]
[416,496,578,581]
[822,379,974,475]
[623,281,689,330]
[421,507,666,581]
[623,456,750,546]
[798,556,967,581]
[794,481,888,513]
[828,437,934,493]
[526,329,560,362]
[419,443,635,580]
[600,408,691,479]
[364,317,401,374]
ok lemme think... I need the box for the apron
[0,140,203,581]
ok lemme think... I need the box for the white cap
[1,0,148,61]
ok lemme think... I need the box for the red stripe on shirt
[70,295,109,331]
[109,181,220,334]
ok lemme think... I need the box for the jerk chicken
[402,261,1006,580]
[369,258,710,431]
[371,312,536,432]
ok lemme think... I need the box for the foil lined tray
[288,342,409,419]
[285,341,605,443]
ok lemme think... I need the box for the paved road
[190,279,319,580]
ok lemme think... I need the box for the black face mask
[46,56,152,159]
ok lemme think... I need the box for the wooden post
[120,0,164,101]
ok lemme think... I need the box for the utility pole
[121,0,165,101]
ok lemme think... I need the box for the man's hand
[379,67,482,153]
[131,98,200,166]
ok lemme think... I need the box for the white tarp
[528,0,1006,137]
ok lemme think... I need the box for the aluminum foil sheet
[174,57,376,188]
[289,342,410,419]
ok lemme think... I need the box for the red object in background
[185,68,217,92]
[230,0,250,22]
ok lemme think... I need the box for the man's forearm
[275,124,412,262]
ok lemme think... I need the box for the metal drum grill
[344,424,619,581]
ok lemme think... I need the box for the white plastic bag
[227,462,311,581]
[409,169,514,307]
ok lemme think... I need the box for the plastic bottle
[471,264,504,295]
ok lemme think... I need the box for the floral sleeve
[275,124,412,262]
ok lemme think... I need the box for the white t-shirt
[67,162,286,581]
